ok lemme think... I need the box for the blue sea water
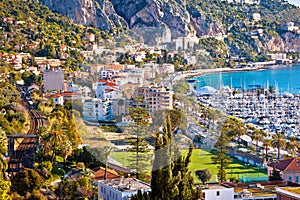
[194,64,300,94]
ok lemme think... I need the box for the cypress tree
[151,114,199,200]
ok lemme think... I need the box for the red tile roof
[92,167,120,180]
[105,64,123,71]
[268,157,300,172]
[104,82,117,87]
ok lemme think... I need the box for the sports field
[110,148,267,183]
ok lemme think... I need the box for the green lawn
[110,149,267,183]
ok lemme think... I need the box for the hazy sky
[288,0,300,7]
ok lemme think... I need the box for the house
[202,185,234,200]
[268,157,300,183]
[44,93,64,106]
[92,167,120,181]
[94,80,120,100]
[98,178,151,200]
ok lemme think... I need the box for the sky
[287,0,300,7]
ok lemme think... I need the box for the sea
[193,64,300,94]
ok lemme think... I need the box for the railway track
[8,87,44,173]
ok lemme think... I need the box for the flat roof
[99,178,151,192]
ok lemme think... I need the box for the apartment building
[134,85,173,113]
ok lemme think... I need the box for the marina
[190,64,300,139]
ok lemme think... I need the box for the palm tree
[263,138,272,162]
[250,129,266,152]
[47,120,65,163]
[272,132,286,161]
[286,136,299,158]
[223,116,246,144]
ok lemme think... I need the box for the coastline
[181,63,300,80]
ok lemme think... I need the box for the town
[1,0,300,200]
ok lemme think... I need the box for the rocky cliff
[40,0,300,53]
[40,0,127,30]
[40,0,225,45]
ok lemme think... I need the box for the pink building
[268,157,300,184]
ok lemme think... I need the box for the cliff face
[40,0,127,30]
[110,0,195,44]
[40,0,300,52]
[40,0,224,45]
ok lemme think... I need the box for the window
[296,176,299,183]
[216,191,220,196]
[288,176,292,182]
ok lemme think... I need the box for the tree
[223,116,246,144]
[47,120,66,163]
[286,136,299,158]
[128,102,151,180]
[272,132,286,160]
[211,123,232,182]
[0,180,11,200]
[250,129,265,152]
[268,165,283,181]
[195,169,212,185]
[263,138,272,162]
[151,114,199,200]
[11,169,44,196]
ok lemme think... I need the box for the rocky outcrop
[40,0,127,30]
[110,0,195,45]
[281,33,300,52]
[266,36,285,52]
[188,5,224,37]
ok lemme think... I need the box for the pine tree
[211,128,232,182]
[128,103,151,180]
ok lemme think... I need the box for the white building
[98,178,151,200]
[94,80,121,100]
[252,13,261,21]
[83,98,114,122]
[202,186,234,200]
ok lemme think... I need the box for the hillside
[38,0,300,63]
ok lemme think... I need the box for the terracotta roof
[62,91,81,96]
[98,79,108,83]
[268,158,293,171]
[92,167,120,180]
[44,93,63,98]
[105,64,123,71]
[104,82,117,87]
